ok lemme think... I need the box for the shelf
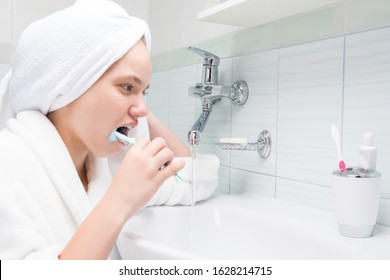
[198,0,343,27]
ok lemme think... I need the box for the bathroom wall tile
[278,37,344,187]
[344,26,390,198]
[346,0,390,32]
[168,65,198,145]
[378,198,390,227]
[214,165,230,195]
[280,3,345,47]
[152,46,204,72]
[147,70,170,125]
[196,58,232,167]
[152,53,172,72]
[230,168,276,197]
[231,49,278,176]
[196,21,279,59]
[230,22,279,57]
[0,64,11,80]
[276,178,335,212]
[170,48,201,70]
[195,35,235,60]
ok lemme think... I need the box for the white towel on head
[0,0,151,128]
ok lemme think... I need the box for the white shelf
[198,0,343,27]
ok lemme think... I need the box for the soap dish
[215,130,272,159]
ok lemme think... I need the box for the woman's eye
[143,90,149,96]
[122,84,133,92]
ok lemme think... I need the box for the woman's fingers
[142,137,167,156]
[158,159,185,181]
[135,137,178,173]
[123,136,181,177]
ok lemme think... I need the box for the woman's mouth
[116,126,130,136]
[108,124,137,145]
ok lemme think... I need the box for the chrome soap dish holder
[215,130,272,159]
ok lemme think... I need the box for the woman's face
[55,40,152,157]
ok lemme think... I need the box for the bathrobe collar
[6,110,96,225]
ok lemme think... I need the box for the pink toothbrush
[330,124,346,172]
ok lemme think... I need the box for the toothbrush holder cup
[333,167,381,238]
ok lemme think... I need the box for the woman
[0,0,219,259]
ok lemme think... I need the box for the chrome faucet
[187,47,249,145]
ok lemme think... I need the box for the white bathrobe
[0,111,219,259]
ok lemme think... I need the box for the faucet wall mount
[187,46,249,107]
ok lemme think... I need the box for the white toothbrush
[108,131,136,145]
[114,131,136,145]
[330,124,346,172]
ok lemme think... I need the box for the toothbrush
[109,130,182,181]
[330,124,346,172]
[109,130,136,145]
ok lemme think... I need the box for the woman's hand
[108,137,185,220]
[60,138,184,260]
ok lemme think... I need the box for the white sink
[117,194,390,259]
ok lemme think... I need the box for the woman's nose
[129,95,147,117]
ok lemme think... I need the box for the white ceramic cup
[333,167,381,238]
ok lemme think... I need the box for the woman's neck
[47,112,89,192]
[71,147,89,192]
[61,135,89,192]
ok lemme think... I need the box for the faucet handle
[188,47,220,85]
[188,47,220,67]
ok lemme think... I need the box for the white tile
[214,165,230,195]
[278,37,344,187]
[344,26,390,197]
[276,177,335,211]
[168,65,197,145]
[0,64,11,79]
[231,49,278,176]
[346,0,390,32]
[378,198,390,227]
[147,71,170,125]
[230,168,276,197]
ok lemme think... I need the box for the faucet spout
[191,109,211,133]
[188,130,201,145]
[187,98,220,144]
[191,99,214,132]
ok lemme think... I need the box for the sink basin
[117,194,390,259]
